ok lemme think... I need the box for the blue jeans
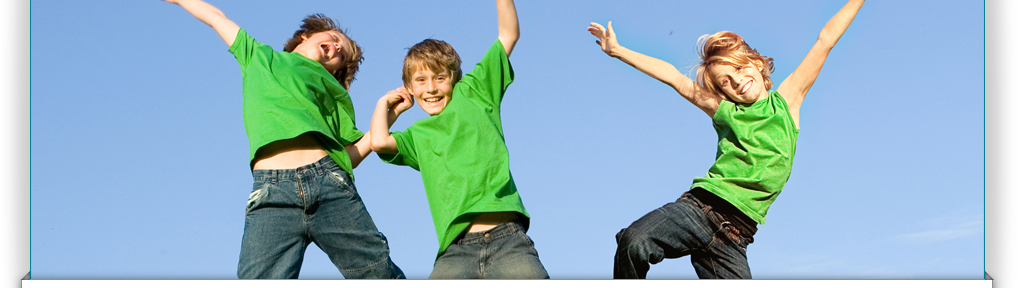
[237,156,404,279]
[429,219,549,279]
[614,188,757,279]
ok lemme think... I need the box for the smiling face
[695,31,775,104]
[292,31,349,75]
[408,65,454,116]
[708,61,769,104]
[401,39,462,115]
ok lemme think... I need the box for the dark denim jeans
[614,188,757,279]
[237,156,404,279]
[429,220,549,279]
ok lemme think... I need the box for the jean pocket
[328,171,355,190]
[246,188,264,211]
[513,231,540,257]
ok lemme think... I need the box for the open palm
[588,21,619,57]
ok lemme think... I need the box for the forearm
[171,0,240,46]
[777,0,863,127]
[613,46,697,97]
[817,0,864,49]
[496,0,519,56]
[369,100,400,154]
[345,131,372,168]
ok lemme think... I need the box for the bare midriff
[252,133,329,170]
[466,211,519,233]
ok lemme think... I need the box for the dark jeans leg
[614,192,753,279]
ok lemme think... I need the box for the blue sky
[30,0,985,279]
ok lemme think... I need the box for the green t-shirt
[380,40,529,257]
[229,29,364,177]
[691,91,799,225]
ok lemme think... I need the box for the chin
[427,108,445,116]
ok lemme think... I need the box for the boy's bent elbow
[369,136,394,154]
[369,144,384,153]
[369,140,385,153]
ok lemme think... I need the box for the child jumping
[165,0,404,279]
[368,0,548,279]
[588,0,864,279]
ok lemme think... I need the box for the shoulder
[228,29,254,51]
[770,90,788,106]
[712,99,734,120]
[767,90,795,117]
[229,29,279,59]
[466,40,511,72]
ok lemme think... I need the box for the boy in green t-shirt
[369,0,547,279]
[587,0,864,279]
[165,0,403,279]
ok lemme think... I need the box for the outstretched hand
[588,21,620,57]
[161,0,239,47]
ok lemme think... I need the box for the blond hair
[695,31,774,99]
[402,39,462,88]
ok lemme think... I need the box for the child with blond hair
[369,0,549,279]
[588,0,865,278]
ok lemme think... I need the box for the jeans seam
[338,251,393,274]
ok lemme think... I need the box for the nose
[424,80,438,93]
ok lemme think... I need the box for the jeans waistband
[685,188,758,237]
[251,156,340,182]
[453,219,528,245]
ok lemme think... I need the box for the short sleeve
[228,29,269,71]
[455,39,514,107]
[378,128,420,170]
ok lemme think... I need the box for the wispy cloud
[762,255,919,279]
[897,219,982,242]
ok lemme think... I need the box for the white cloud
[897,220,983,242]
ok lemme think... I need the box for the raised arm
[588,21,722,117]
[369,88,415,155]
[496,0,519,57]
[164,0,241,47]
[777,0,864,128]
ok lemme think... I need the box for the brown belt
[686,188,758,241]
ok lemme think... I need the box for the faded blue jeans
[237,156,404,279]
[614,188,758,279]
[429,219,549,279]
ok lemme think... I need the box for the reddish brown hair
[283,14,364,90]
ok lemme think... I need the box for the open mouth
[739,80,753,95]
[422,96,444,103]
[319,44,335,59]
